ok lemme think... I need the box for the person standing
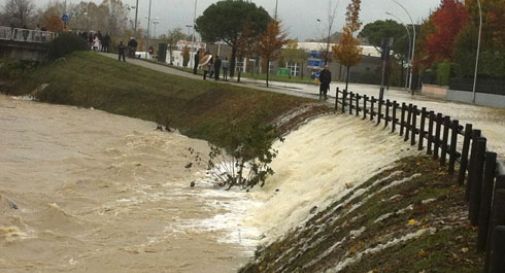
[222,57,229,80]
[214,56,222,80]
[193,49,200,74]
[128,37,138,58]
[102,33,111,53]
[318,65,332,100]
[118,41,126,62]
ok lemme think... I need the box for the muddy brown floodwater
[0,95,257,273]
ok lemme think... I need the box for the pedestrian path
[100,53,317,99]
[100,52,505,156]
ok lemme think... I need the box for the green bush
[436,62,451,86]
[48,33,89,60]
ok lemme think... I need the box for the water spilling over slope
[247,115,420,241]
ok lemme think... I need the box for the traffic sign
[62,13,70,23]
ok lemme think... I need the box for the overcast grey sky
[22,0,440,40]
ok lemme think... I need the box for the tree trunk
[345,66,351,91]
[230,45,237,78]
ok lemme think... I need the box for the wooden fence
[334,87,505,272]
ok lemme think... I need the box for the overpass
[0,26,57,61]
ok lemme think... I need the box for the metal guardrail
[0,26,57,43]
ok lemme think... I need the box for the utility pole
[274,0,278,20]
[134,0,139,32]
[145,0,152,59]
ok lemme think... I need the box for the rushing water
[0,95,256,273]
[3,93,497,272]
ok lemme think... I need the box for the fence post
[458,123,473,185]
[392,101,398,133]
[400,102,406,136]
[410,106,417,146]
[486,186,505,272]
[418,107,426,151]
[363,95,368,120]
[427,111,435,155]
[355,94,360,117]
[433,113,442,159]
[489,226,505,273]
[404,104,413,142]
[448,120,459,174]
[342,89,347,114]
[469,137,486,226]
[477,152,497,251]
[349,92,354,115]
[440,116,451,166]
[377,97,383,125]
[335,87,339,111]
[385,99,390,128]
[370,97,375,121]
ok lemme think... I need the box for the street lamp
[385,11,412,89]
[472,0,482,104]
[392,0,416,94]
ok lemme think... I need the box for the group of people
[116,37,139,62]
[193,49,229,81]
[78,31,111,53]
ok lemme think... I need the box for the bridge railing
[0,26,57,43]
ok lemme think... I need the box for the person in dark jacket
[213,56,222,80]
[118,41,126,62]
[318,65,332,100]
[193,49,200,74]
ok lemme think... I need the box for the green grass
[3,51,327,152]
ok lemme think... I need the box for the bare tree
[319,0,340,64]
[1,0,35,27]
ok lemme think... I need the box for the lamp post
[274,0,279,20]
[392,0,416,94]
[386,11,412,89]
[472,0,482,104]
[145,0,152,59]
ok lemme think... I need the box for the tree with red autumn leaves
[420,0,469,67]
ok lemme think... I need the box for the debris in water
[185,162,193,169]
[8,200,18,210]
[190,181,196,188]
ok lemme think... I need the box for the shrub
[48,33,89,60]
[207,117,282,190]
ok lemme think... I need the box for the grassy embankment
[240,156,485,273]
[0,51,327,151]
